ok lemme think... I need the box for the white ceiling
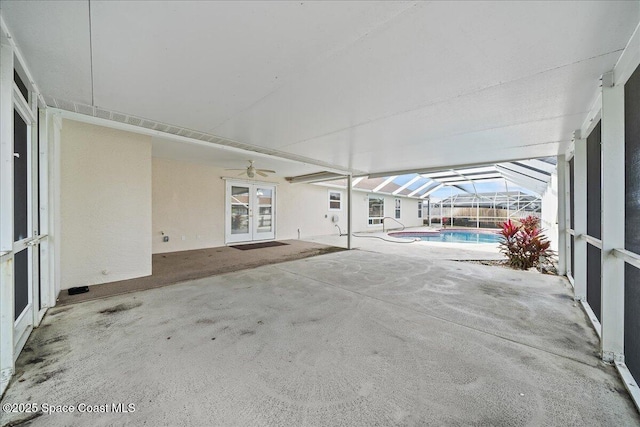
[2,1,639,176]
[151,136,327,178]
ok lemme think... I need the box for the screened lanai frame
[315,157,555,229]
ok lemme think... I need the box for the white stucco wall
[59,120,152,290]
[541,169,559,252]
[152,158,226,253]
[151,157,427,253]
[152,158,353,253]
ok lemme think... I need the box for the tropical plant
[498,216,551,270]
[519,215,540,233]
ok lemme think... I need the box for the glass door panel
[231,186,250,235]
[13,107,34,353]
[255,187,274,239]
[13,109,31,321]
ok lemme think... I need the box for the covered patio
[1,1,640,423]
[2,240,638,426]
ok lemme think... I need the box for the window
[418,201,422,218]
[14,70,29,102]
[368,195,384,225]
[395,198,401,219]
[328,190,342,211]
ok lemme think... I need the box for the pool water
[394,230,502,244]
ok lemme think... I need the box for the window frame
[394,198,401,219]
[328,189,343,211]
[418,201,423,218]
[368,195,385,225]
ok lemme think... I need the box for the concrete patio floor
[2,243,639,426]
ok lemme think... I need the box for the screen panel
[585,121,602,321]
[625,63,640,380]
[586,121,601,240]
[586,245,601,321]
[14,249,29,320]
[14,110,28,241]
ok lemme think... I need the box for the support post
[476,197,480,228]
[557,154,568,276]
[574,131,588,301]
[347,174,352,250]
[600,72,625,363]
[450,195,454,227]
[564,158,572,278]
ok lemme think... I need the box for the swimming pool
[389,230,502,244]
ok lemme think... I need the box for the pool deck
[312,226,506,260]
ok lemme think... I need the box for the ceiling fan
[226,160,275,178]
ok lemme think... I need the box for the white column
[600,72,625,363]
[347,174,352,250]
[573,132,588,301]
[556,155,568,276]
[450,196,454,227]
[564,158,572,278]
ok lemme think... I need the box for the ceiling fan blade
[257,169,276,174]
[238,171,247,176]
[225,168,244,171]
[256,171,268,177]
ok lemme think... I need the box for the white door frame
[11,71,38,360]
[225,179,276,244]
[1,23,54,395]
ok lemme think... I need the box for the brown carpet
[57,240,345,306]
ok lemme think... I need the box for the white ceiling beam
[501,174,548,193]
[515,159,556,174]
[454,166,499,175]
[422,170,455,179]
[496,165,547,184]
[286,172,347,184]
[372,175,398,192]
[420,183,445,198]
[498,171,546,194]
[392,175,422,195]
[497,162,550,182]
[433,176,468,183]
[366,156,541,179]
[408,181,435,197]
[352,177,364,187]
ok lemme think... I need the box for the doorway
[225,181,276,244]
[12,106,36,356]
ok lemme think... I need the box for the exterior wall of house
[59,120,152,289]
[151,158,226,253]
[57,121,429,280]
[346,192,424,232]
[277,183,350,241]
[151,158,426,253]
